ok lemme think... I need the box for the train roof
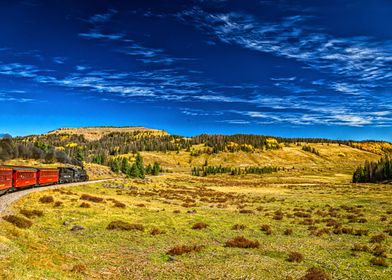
[0,165,37,171]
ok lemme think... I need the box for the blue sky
[0,0,391,140]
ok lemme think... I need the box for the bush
[370,234,386,243]
[80,194,103,203]
[113,201,126,208]
[20,209,43,219]
[300,267,331,280]
[39,196,54,203]
[284,228,293,235]
[150,228,165,235]
[287,252,304,263]
[192,222,208,230]
[239,209,254,214]
[351,243,369,252]
[370,257,388,267]
[261,224,272,235]
[225,236,259,248]
[54,201,63,207]
[80,202,91,208]
[167,245,204,255]
[107,221,144,231]
[232,224,246,230]
[3,215,33,229]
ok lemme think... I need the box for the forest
[352,156,392,183]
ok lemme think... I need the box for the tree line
[353,156,392,183]
[191,164,278,177]
[302,145,320,156]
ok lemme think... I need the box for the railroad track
[0,178,118,215]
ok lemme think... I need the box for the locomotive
[0,165,89,195]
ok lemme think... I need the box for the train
[0,165,89,195]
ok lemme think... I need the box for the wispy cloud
[87,9,117,24]
[176,8,392,91]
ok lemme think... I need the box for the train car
[13,166,38,188]
[0,166,13,194]
[37,168,59,185]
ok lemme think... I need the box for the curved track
[0,179,117,215]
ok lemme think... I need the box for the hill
[47,126,168,141]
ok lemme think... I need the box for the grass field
[0,166,390,279]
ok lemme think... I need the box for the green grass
[0,170,391,279]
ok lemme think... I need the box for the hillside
[47,126,168,141]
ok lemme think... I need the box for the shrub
[80,194,103,203]
[20,209,43,219]
[284,228,293,235]
[107,221,144,231]
[287,252,304,263]
[167,245,204,255]
[370,257,388,267]
[370,234,386,243]
[53,201,63,207]
[273,210,284,220]
[232,224,246,230]
[192,222,208,230]
[225,236,259,248]
[71,263,87,273]
[300,267,331,280]
[239,209,254,214]
[136,203,146,207]
[39,196,54,203]
[261,224,272,235]
[173,210,181,214]
[3,215,33,229]
[351,243,369,252]
[113,201,126,208]
[80,202,91,208]
[150,228,165,235]
[372,245,387,257]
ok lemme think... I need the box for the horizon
[1,1,392,141]
[1,125,391,143]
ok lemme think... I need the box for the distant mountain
[0,133,12,138]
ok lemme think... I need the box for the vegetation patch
[80,194,104,203]
[225,236,259,248]
[107,221,144,231]
[39,196,54,203]
[287,252,304,263]
[19,209,43,219]
[167,245,204,256]
[3,215,33,229]
[300,267,331,280]
[192,222,208,230]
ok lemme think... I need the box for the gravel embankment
[0,179,117,215]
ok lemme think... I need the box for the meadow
[0,143,390,279]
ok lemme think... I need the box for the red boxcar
[13,167,37,188]
[0,166,13,192]
[37,168,59,185]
